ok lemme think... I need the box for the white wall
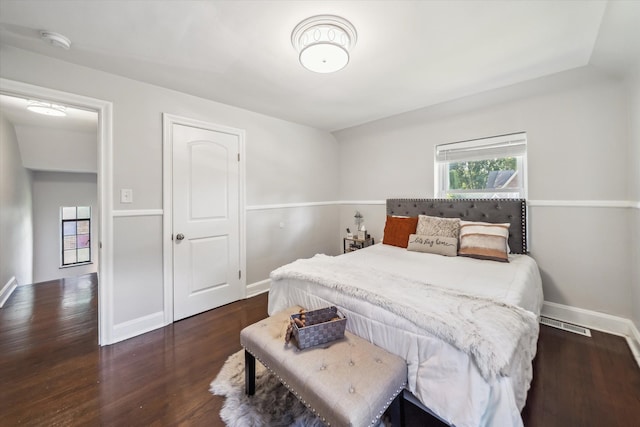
[0,116,33,287]
[334,66,634,320]
[0,45,339,336]
[31,171,98,283]
[245,119,342,285]
[15,125,97,173]
[112,215,163,324]
[628,69,640,331]
[246,205,339,286]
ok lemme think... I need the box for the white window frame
[434,132,528,199]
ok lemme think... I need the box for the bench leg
[389,391,405,427]
[245,349,255,396]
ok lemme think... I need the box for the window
[61,206,91,267]
[435,132,527,199]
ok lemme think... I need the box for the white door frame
[162,113,246,323]
[0,78,114,345]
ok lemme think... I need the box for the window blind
[435,132,527,162]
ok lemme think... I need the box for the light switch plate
[120,188,133,203]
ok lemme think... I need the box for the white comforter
[268,244,543,427]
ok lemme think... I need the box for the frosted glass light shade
[292,15,357,73]
[300,43,349,73]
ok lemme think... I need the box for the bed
[268,199,543,427]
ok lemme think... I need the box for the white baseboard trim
[542,301,640,367]
[0,276,18,308]
[246,279,270,298]
[112,311,165,344]
[542,301,631,336]
[627,322,640,369]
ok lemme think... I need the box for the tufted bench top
[240,306,408,427]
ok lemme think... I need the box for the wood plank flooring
[1,274,639,426]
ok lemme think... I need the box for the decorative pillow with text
[407,234,458,257]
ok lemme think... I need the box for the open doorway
[0,93,99,283]
[0,78,113,345]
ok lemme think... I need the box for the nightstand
[343,236,375,253]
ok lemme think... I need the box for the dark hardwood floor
[1,275,639,426]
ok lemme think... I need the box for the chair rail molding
[528,200,634,208]
[112,209,163,217]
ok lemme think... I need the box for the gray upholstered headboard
[386,198,528,254]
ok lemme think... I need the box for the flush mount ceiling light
[291,15,357,73]
[27,100,67,117]
[40,31,71,50]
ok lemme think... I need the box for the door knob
[176,233,185,241]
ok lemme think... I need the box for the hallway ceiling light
[27,100,67,117]
[291,15,357,73]
[40,31,71,50]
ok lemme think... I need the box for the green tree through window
[449,158,517,190]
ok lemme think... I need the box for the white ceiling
[0,0,639,132]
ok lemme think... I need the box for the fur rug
[210,350,388,427]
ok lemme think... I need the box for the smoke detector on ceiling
[40,31,71,50]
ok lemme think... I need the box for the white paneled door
[172,123,242,321]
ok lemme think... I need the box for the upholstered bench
[240,306,408,427]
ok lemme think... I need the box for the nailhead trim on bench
[243,345,406,426]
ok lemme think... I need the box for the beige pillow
[416,215,460,239]
[407,234,458,257]
[458,221,510,262]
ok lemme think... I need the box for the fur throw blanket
[270,254,538,381]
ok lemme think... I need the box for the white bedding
[268,243,543,427]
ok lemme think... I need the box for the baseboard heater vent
[540,316,591,337]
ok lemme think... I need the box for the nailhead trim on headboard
[386,198,528,254]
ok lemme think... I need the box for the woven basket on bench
[291,306,346,349]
